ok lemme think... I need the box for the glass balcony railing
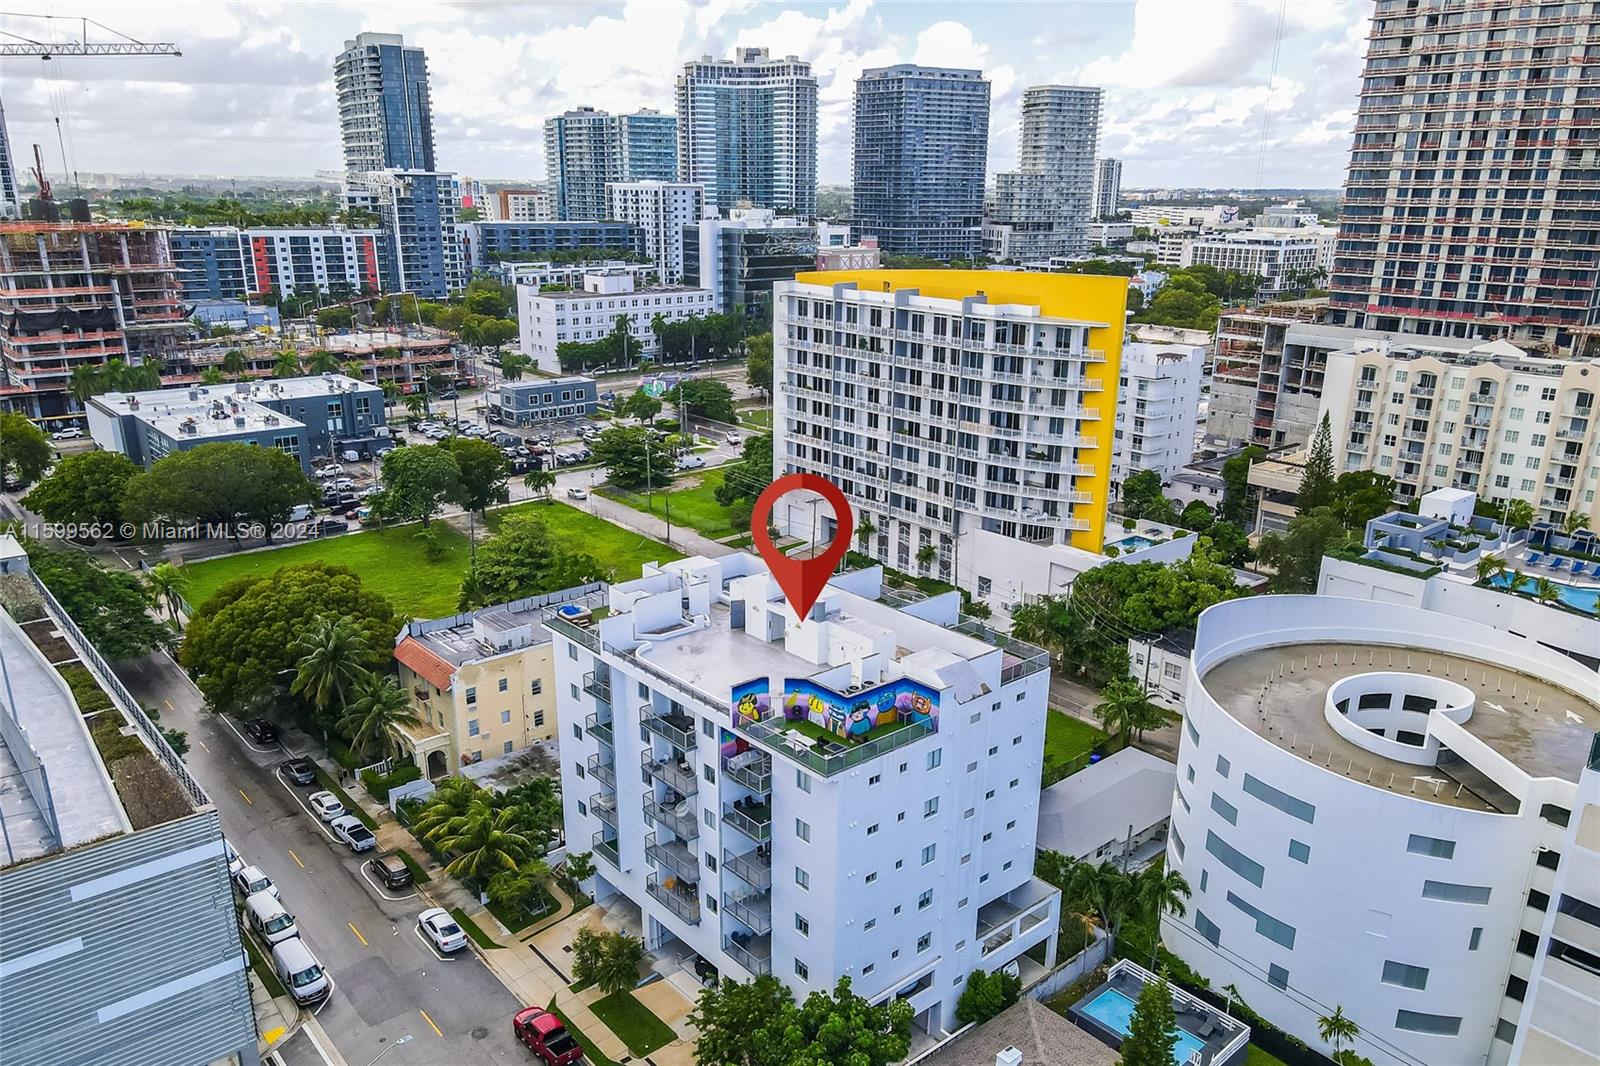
[724,934,772,976]
[585,752,615,789]
[645,833,700,882]
[721,751,772,794]
[722,889,772,935]
[722,846,772,889]
[593,830,620,870]
[583,670,612,704]
[642,752,698,795]
[590,791,617,828]
[641,707,697,750]
[722,801,772,842]
[646,873,701,925]
[643,797,698,841]
[585,710,613,747]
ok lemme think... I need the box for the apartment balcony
[1346,440,1369,455]
[1457,458,1483,473]
[585,710,613,747]
[585,752,616,790]
[1409,383,1436,396]
[593,830,621,871]
[582,670,611,705]
[645,833,700,883]
[641,706,697,751]
[412,685,431,704]
[642,751,697,795]
[722,888,773,935]
[1401,425,1431,442]
[722,798,772,842]
[975,878,1060,961]
[722,846,772,890]
[722,750,772,794]
[724,934,772,977]
[646,873,701,925]
[1556,425,1590,442]
[590,791,618,829]
[1464,414,1492,428]
[1546,474,1577,489]
[643,797,698,841]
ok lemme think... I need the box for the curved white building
[1165,595,1600,1066]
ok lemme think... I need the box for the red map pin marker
[750,473,854,620]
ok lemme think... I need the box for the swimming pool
[1080,987,1206,1064]
[1111,534,1157,552]
[1490,572,1600,615]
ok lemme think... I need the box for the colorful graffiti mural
[729,674,938,741]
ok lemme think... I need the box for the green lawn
[450,907,501,950]
[180,501,680,620]
[1245,1046,1289,1066]
[1042,713,1113,787]
[546,1000,618,1066]
[739,407,772,430]
[588,989,677,1057]
[597,470,740,540]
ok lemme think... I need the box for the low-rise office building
[683,209,819,319]
[1181,228,1335,298]
[1165,593,1600,1066]
[517,271,713,375]
[554,553,1061,1042]
[492,376,598,425]
[490,259,654,291]
[0,539,258,1066]
[86,373,386,471]
[393,586,599,778]
[170,225,386,301]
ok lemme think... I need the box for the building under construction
[0,222,186,423]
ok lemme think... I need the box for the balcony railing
[591,792,617,828]
[643,798,698,841]
[641,707,697,750]
[546,613,600,651]
[724,935,772,976]
[723,889,773,935]
[722,801,772,842]
[642,752,698,795]
[645,833,700,882]
[723,847,773,889]
[593,830,620,870]
[722,751,772,793]
[582,670,611,705]
[585,710,613,747]
[646,873,701,925]
[585,753,616,789]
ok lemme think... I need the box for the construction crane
[0,13,180,58]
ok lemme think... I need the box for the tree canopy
[181,562,397,714]
[22,451,140,527]
[121,442,317,538]
[689,975,913,1066]
[593,425,675,490]
[27,543,173,659]
[1256,469,1401,592]
[373,444,461,528]
[446,437,510,514]
[666,377,737,425]
[462,511,609,609]
[0,413,51,488]
[1121,972,1181,1066]
[954,968,1021,1027]
[745,332,773,393]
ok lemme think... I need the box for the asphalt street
[113,651,534,1066]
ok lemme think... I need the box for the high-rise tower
[334,32,436,176]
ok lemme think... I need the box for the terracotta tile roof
[394,636,455,692]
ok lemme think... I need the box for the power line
[1254,0,1289,190]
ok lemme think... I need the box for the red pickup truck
[512,1006,584,1065]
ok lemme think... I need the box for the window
[864,918,876,930]
[866,823,879,836]
[1557,894,1600,930]
[918,889,933,910]
[1195,910,1221,946]
[868,773,880,786]
[1407,834,1455,859]
[1549,938,1600,974]
[1469,927,1482,951]
[1185,717,1200,745]
[794,960,808,981]
[1009,778,1019,789]
[1382,961,1429,990]
[1216,755,1230,778]
[1536,849,1561,871]
[863,963,875,976]
[1226,891,1296,949]
[1242,774,1315,823]
[503,740,514,754]
[568,645,578,661]
[926,749,942,770]
[705,853,717,872]
[1395,1010,1460,1037]
[533,709,544,727]
[1186,765,1196,784]
[1539,803,1571,828]
[530,678,542,694]
[795,819,811,843]
[572,723,582,740]
[924,798,939,818]
[1528,889,1550,912]
[797,770,812,793]
[704,809,716,829]
[502,710,512,724]
[1268,964,1289,990]
[466,686,477,705]
[795,867,810,890]
[1286,839,1311,864]
[1494,1020,1517,1045]
[795,914,809,937]
[1206,831,1265,887]
[1211,794,1239,826]
[917,933,931,953]
[921,844,936,865]
[1422,881,1491,904]
[468,718,480,736]
[575,761,585,779]
[1517,930,1539,957]
[704,765,716,784]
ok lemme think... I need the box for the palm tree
[272,350,302,378]
[1504,499,1535,531]
[403,394,426,421]
[290,617,370,724]
[379,380,400,410]
[221,348,247,380]
[612,313,635,366]
[501,353,531,382]
[915,543,938,573]
[523,469,556,499]
[341,359,365,380]
[1475,556,1508,586]
[1063,860,1137,958]
[855,515,877,554]
[306,349,340,374]
[200,367,225,385]
[1134,864,1191,926]
[432,804,538,880]
[1093,677,1162,743]
[69,364,103,404]
[337,673,425,762]
[1563,510,1591,535]
[411,776,479,838]
[593,931,646,996]
[1318,1006,1360,1063]
[1425,537,1449,561]
[145,562,189,622]
[1534,576,1562,604]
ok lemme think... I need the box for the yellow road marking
[419,1008,442,1037]
[195,738,209,753]
[163,698,174,711]
[348,922,369,947]
[288,849,305,869]
[262,1026,286,1046]
[237,788,253,806]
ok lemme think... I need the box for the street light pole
[364,1035,413,1066]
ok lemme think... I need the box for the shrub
[955,968,1021,1027]
[360,762,422,801]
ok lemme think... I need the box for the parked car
[50,427,84,441]
[308,791,346,822]
[280,757,317,786]
[677,454,705,470]
[330,815,376,852]
[316,518,349,536]
[288,504,313,523]
[418,907,468,954]
[341,449,362,462]
[566,487,588,501]
[512,1006,583,1065]
[224,837,246,879]
[232,864,278,900]
[369,853,414,890]
[245,891,300,945]
[272,938,330,1006]
[243,719,279,744]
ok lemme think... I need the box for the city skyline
[0,0,1366,188]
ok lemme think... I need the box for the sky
[0,0,1369,189]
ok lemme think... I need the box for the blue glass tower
[336,32,436,176]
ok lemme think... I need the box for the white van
[245,891,299,945]
[288,504,313,523]
[272,938,330,1005]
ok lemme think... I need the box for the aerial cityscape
[0,4,1595,1066]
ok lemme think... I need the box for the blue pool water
[1081,988,1207,1065]
[1490,573,1600,615]
[1112,535,1157,552]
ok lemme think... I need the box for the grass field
[1245,1046,1289,1066]
[598,470,739,540]
[588,989,677,1057]
[547,1000,618,1066]
[1042,712,1113,786]
[738,406,772,430]
[180,501,681,619]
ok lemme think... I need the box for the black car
[316,518,349,536]
[281,757,317,785]
[369,853,414,890]
[244,718,280,744]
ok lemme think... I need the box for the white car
[224,837,246,879]
[232,864,279,900]
[566,487,588,500]
[330,814,376,852]
[417,907,468,954]
[308,790,346,822]
[51,427,84,441]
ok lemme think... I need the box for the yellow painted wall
[792,269,1127,552]
[397,646,561,772]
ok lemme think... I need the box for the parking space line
[273,769,339,842]
[348,922,368,947]
[360,864,418,902]
[419,1008,443,1037]
[163,698,174,711]
[237,788,253,806]
[218,715,281,755]
[413,924,453,962]
[288,849,305,869]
